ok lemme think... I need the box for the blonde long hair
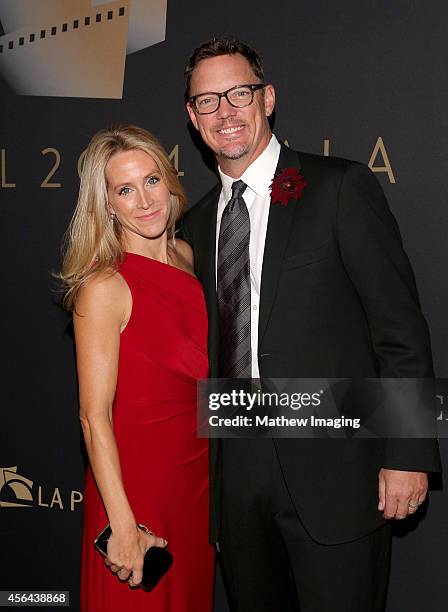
[59,124,185,310]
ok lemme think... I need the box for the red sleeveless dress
[80,252,214,611]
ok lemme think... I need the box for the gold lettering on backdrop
[323,139,330,157]
[368,137,396,184]
[50,487,63,510]
[169,145,184,177]
[1,149,16,188]
[70,490,83,511]
[37,486,49,507]
[41,148,62,188]
[77,149,87,178]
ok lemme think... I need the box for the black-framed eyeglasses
[189,83,265,115]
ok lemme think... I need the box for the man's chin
[219,144,250,160]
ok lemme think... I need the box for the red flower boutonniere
[270,167,307,206]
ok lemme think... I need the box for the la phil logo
[0,0,167,99]
[0,466,83,511]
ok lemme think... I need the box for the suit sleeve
[336,162,441,473]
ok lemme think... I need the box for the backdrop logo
[0,0,167,99]
[0,466,33,508]
[0,466,83,511]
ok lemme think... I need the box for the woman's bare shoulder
[174,239,195,274]
[175,239,194,264]
[75,268,129,317]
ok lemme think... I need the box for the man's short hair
[184,36,265,100]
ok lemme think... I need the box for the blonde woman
[60,125,214,611]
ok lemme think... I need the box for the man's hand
[378,468,428,519]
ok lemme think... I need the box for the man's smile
[217,125,245,135]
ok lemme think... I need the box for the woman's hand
[104,524,168,587]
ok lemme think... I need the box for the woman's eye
[147,176,159,185]
[119,186,131,195]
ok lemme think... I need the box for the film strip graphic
[0,6,126,54]
[0,0,167,99]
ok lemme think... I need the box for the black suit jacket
[182,143,441,545]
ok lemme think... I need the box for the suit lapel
[258,144,303,346]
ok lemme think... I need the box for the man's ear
[264,84,276,118]
[186,102,199,130]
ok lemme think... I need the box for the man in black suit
[182,37,441,611]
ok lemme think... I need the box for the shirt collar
[218,133,281,201]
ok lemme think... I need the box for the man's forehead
[190,53,257,93]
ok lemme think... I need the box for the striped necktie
[217,180,251,378]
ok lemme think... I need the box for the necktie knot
[226,180,247,214]
[231,180,247,200]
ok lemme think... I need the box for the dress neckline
[124,251,200,284]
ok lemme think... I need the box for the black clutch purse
[94,523,173,592]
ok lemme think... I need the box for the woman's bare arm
[74,271,165,586]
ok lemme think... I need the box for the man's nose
[216,96,237,120]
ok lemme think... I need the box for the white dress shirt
[216,134,281,378]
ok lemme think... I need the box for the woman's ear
[107,203,116,219]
